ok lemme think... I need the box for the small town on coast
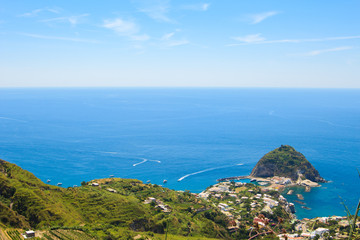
[194,177,352,239]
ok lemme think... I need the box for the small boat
[294,200,305,205]
[250,179,257,182]
[47,179,51,183]
[57,183,62,186]
[301,206,311,210]
[163,180,168,184]
[297,194,304,200]
[109,175,114,178]
[146,180,151,183]
[73,185,78,187]
[287,190,294,195]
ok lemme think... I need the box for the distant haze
[1,0,359,88]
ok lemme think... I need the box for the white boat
[47,179,51,183]
[163,179,168,183]
[57,183,62,186]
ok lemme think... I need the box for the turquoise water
[0,88,359,219]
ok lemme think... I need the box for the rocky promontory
[250,145,326,183]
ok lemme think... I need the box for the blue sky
[0,0,359,87]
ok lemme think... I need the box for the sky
[0,0,359,88]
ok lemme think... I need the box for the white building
[313,227,329,237]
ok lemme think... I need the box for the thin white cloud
[160,31,189,47]
[103,18,149,42]
[228,35,360,46]
[40,14,89,26]
[248,11,279,24]
[133,0,173,23]
[182,3,210,11]
[303,46,354,56]
[103,18,139,36]
[232,34,265,43]
[19,33,99,43]
[161,32,175,40]
[19,7,61,17]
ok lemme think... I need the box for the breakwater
[217,175,250,182]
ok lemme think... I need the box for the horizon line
[0,86,359,90]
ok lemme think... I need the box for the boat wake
[177,163,244,182]
[133,158,161,167]
[0,116,27,123]
[150,160,161,163]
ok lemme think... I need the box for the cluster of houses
[278,227,330,240]
[200,182,295,215]
[198,181,354,239]
[144,197,172,213]
[279,215,360,239]
[196,182,298,234]
[290,216,360,239]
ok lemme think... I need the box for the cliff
[250,145,325,182]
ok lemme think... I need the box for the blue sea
[0,88,359,219]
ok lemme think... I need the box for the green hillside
[250,145,325,182]
[0,159,230,239]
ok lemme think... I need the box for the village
[192,180,356,240]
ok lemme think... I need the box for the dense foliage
[250,145,325,182]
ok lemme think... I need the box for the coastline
[216,175,329,218]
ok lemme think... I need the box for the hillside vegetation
[0,159,230,239]
[250,145,325,182]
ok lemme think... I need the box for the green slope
[0,159,230,239]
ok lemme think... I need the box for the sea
[0,88,359,219]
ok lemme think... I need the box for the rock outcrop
[250,145,325,182]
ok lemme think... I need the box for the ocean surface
[0,88,359,219]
